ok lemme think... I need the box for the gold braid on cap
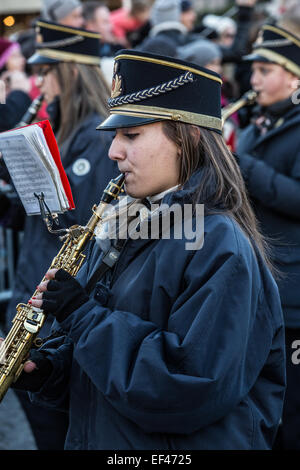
[37,35,84,49]
[108,71,194,108]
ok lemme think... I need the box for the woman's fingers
[36,268,59,292]
[36,280,49,292]
[45,268,58,280]
[23,361,37,373]
[29,298,43,308]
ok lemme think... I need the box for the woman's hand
[0,339,53,392]
[30,268,89,322]
[0,70,31,95]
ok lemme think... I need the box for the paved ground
[0,326,37,450]
[0,388,37,450]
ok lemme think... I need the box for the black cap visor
[27,52,59,65]
[97,113,162,131]
[243,53,272,63]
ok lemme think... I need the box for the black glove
[12,349,53,392]
[42,268,89,322]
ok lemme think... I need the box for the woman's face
[251,62,297,106]
[108,121,180,199]
[37,65,61,103]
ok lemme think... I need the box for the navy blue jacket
[30,171,285,450]
[0,90,31,132]
[5,112,118,335]
[237,104,300,328]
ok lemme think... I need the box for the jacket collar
[250,102,300,148]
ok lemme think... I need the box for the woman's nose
[250,70,259,88]
[108,136,125,161]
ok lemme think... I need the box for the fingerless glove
[12,350,53,392]
[42,269,89,322]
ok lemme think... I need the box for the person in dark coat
[0,21,118,450]
[0,90,31,132]
[236,19,300,449]
[13,49,285,450]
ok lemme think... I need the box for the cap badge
[111,62,123,99]
[35,26,43,44]
[254,30,264,47]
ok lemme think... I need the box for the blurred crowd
[0,0,296,140]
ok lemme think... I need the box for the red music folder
[0,119,75,215]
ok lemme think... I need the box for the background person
[0,20,118,450]
[41,0,84,28]
[83,1,124,57]
[236,17,300,449]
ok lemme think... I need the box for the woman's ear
[190,125,201,147]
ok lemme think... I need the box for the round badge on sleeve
[72,158,91,176]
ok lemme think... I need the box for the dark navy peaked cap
[244,23,300,77]
[28,20,101,66]
[97,49,223,133]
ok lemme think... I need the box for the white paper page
[29,127,69,209]
[0,124,69,210]
[0,134,62,215]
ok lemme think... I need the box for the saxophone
[0,173,125,402]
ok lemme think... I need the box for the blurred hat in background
[137,35,178,57]
[28,20,101,66]
[151,0,181,27]
[0,38,21,70]
[244,23,300,77]
[178,38,221,67]
[41,0,82,22]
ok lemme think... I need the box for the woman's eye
[260,68,269,75]
[124,133,139,140]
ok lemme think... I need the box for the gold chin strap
[109,104,223,132]
[34,48,101,65]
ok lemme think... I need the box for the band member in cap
[236,17,300,449]
[14,50,284,450]
[1,20,118,450]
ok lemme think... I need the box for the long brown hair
[53,62,110,145]
[162,121,274,273]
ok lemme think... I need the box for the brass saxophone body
[222,90,257,124]
[0,174,125,402]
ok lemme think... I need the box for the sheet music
[29,126,69,209]
[0,134,63,215]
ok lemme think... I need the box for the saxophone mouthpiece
[101,174,125,203]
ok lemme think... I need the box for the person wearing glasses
[0,21,118,450]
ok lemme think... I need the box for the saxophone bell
[221,90,258,124]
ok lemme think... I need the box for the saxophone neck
[83,201,109,235]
